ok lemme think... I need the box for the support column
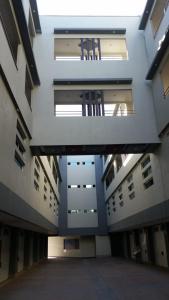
[101,91,105,116]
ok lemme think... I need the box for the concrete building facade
[0,0,169,283]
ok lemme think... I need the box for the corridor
[0,258,169,300]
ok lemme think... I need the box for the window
[64,239,79,250]
[16,135,25,156]
[141,155,150,169]
[34,169,40,181]
[0,0,20,64]
[119,201,124,207]
[151,0,169,34]
[54,37,128,61]
[54,89,133,117]
[68,185,80,189]
[15,151,25,169]
[52,162,58,184]
[128,183,134,192]
[116,155,122,172]
[35,158,40,171]
[17,121,26,140]
[119,193,123,200]
[105,164,115,189]
[34,180,39,191]
[25,67,32,107]
[144,177,154,190]
[161,55,169,97]
[129,192,135,200]
[142,166,152,179]
[28,10,35,46]
[127,173,133,183]
[44,194,47,201]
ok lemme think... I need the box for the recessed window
[68,185,80,189]
[116,155,122,172]
[105,164,115,189]
[161,54,169,97]
[128,182,134,192]
[141,155,150,169]
[35,158,40,171]
[151,0,169,35]
[17,121,26,141]
[34,180,39,191]
[64,239,79,250]
[16,135,25,156]
[54,37,128,61]
[129,192,135,200]
[52,162,58,184]
[144,177,154,190]
[34,168,40,181]
[28,10,35,46]
[127,173,133,183]
[0,0,20,65]
[15,151,25,169]
[142,166,152,179]
[119,193,123,200]
[54,89,133,117]
[113,208,116,212]
[119,201,124,207]
[44,194,47,201]
[25,66,32,107]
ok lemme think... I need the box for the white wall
[48,236,96,258]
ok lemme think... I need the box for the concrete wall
[0,2,59,233]
[31,16,159,148]
[95,236,111,257]
[144,3,169,134]
[105,153,165,228]
[48,236,96,258]
[67,156,98,228]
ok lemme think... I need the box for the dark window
[105,164,114,189]
[142,166,152,179]
[64,239,80,250]
[141,155,150,169]
[52,162,58,185]
[144,177,154,189]
[17,120,26,140]
[25,67,32,107]
[34,168,40,181]
[128,182,134,192]
[28,11,35,46]
[34,180,39,191]
[129,192,135,200]
[35,158,40,171]
[15,151,25,169]
[0,0,20,64]
[116,155,122,172]
[16,135,25,155]
[127,173,133,183]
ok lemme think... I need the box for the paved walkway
[0,258,169,300]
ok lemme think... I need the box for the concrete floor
[0,258,169,300]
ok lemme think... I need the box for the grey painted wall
[31,16,159,148]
